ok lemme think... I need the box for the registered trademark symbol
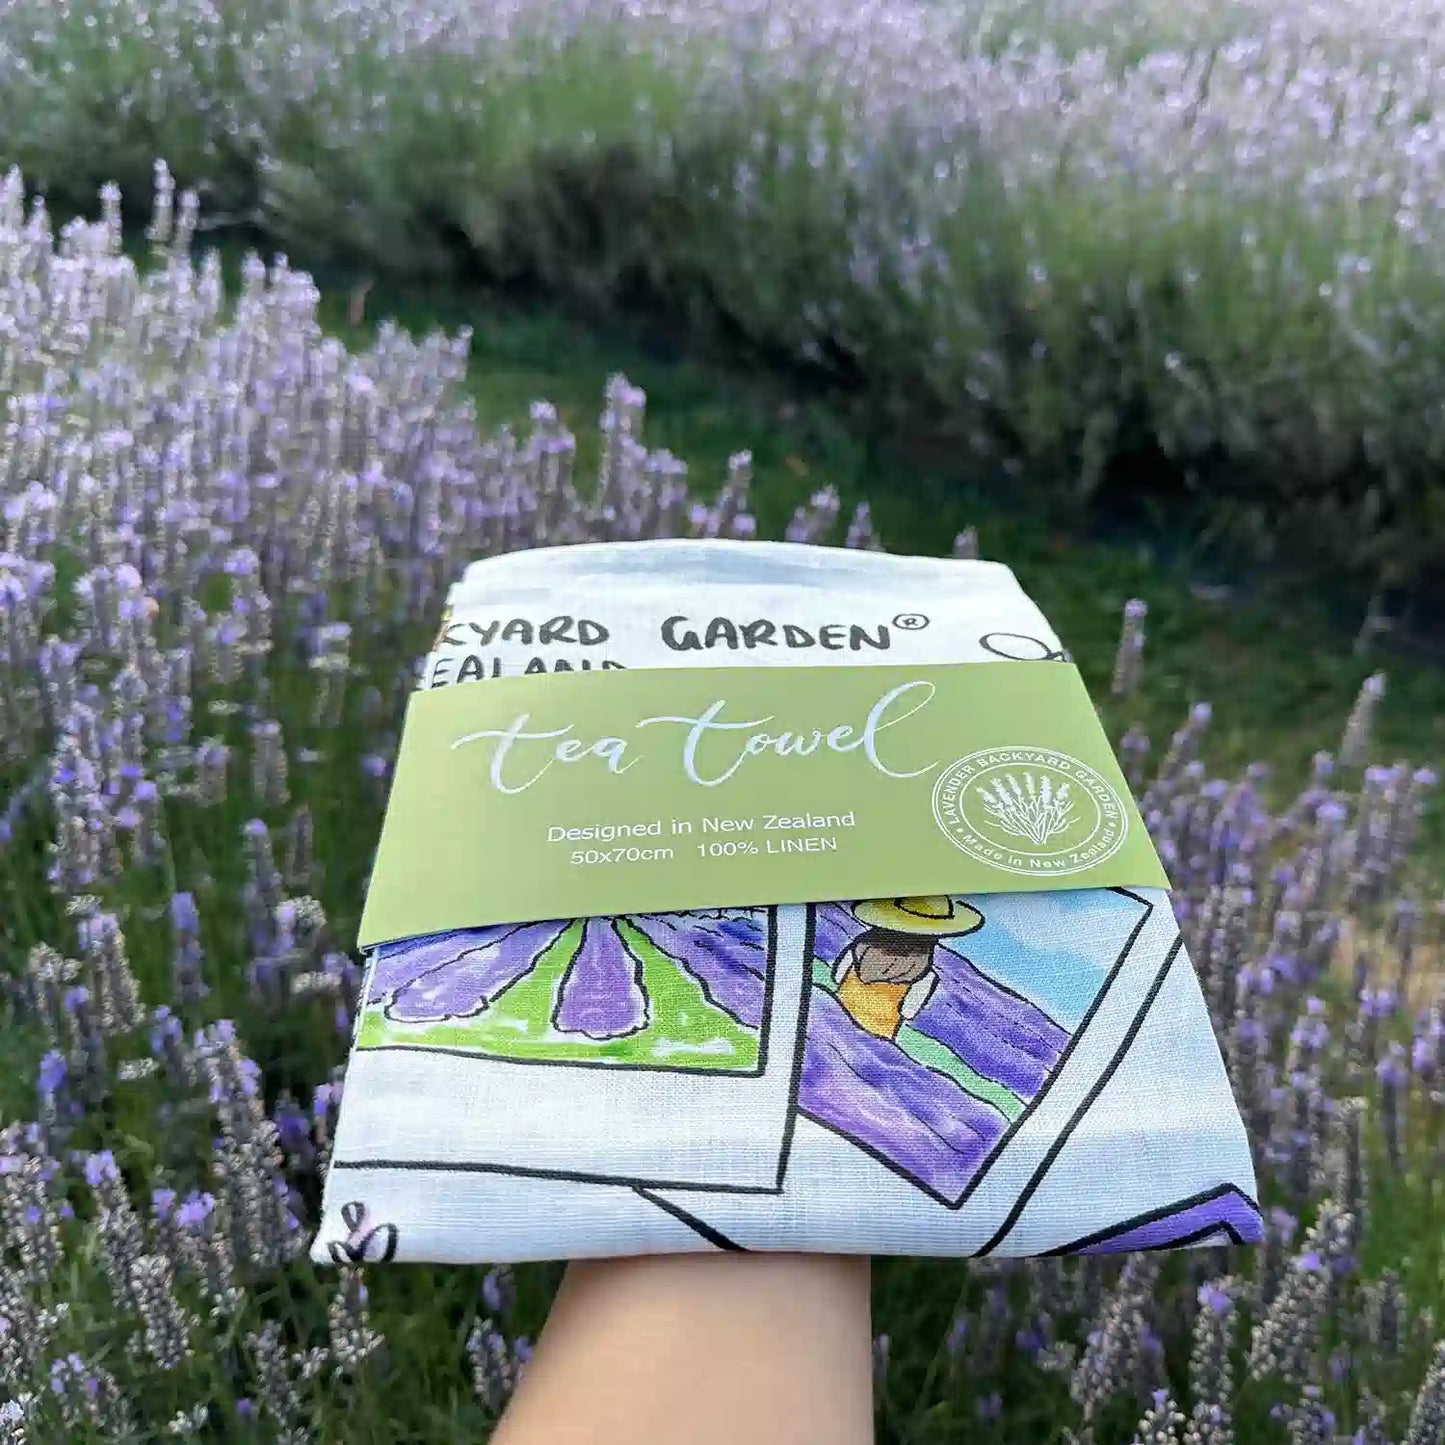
[893,612,930,631]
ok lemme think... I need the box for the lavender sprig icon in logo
[931,748,1128,877]
[975,772,1078,847]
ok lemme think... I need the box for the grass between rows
[3,257,1441,1438]
[319,287,1445,1435]
[318,284,1445,819]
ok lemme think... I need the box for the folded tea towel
[314,542,1261,1264]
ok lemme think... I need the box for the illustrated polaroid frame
[329,909,813,1193]
[799,888,1161,1213]
[640,888,1214,1252]
[326,887,1258,1259]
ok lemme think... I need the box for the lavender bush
[5,0,1445,588]
[0,173,1442,1443]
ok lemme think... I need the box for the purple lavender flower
[36,1052,65,1097]
[176,1192,215,1230]
[1377,1043,1409,1089]
[1413,1010,1442,1079]
[194,1025,301,1272]
[169,892,208,1004]
[1340,674,1386,766]
[1249,1204,1353,1387]
[83,1151,120,1188]
[1198,1282,1233,1316]
[1405,1342,1445,1445]
[130,1253,194,1369]
[1377,1043,1408,1170]
[1112,598,1147,698]
[46,1353,132,1435]
[1,147,1443,1442]
[467,1317,525,1415]
[1131,1390,1183,1445]
[328,1269,384,1372]
[482,1266,517,1320]
[1072,1257,1160,1423]
[245,1322,310,1439]
[1186,1276,1237,1444]
[274,1101,311,1157]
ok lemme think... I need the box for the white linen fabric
[314,542,1260,1263]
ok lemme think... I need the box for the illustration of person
[832,896,984,1042]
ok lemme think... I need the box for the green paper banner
[358,661,1168,945]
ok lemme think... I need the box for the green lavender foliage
[6,2,1445,587]
[0,170,1443,1443]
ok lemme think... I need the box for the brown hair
[848,929,935,985]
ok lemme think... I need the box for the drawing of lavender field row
[358,918,764,1072]
[359,890,1145,1202]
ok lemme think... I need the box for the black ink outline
[795,887,1155,1209]
[327,1201,400,1264]
[548,919,652,1041]
[929,939,1069,1037]
[631,914,761,1021]
[1041,1182,1261,1257]
[772,905,815,1190]
[339,891,1180,1221]
[332,906,815,1193]
[978,632,1069,663]
[635,1188,747,1251]
[639,905,812,1195]
[1158,1223,1243,1250]
[351,1045,766,1080]
[328,1154,783,1196]
[973,932,1183,1255]
[378,923,535,1025]
[362,910,782,1079]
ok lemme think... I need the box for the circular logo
[893,611,930,631]
[930,748,1129,877]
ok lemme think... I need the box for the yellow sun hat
[850,896,984,937]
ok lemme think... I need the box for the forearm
[494,1253,874,1445]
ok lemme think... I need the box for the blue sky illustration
[940,889,1152,1030]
